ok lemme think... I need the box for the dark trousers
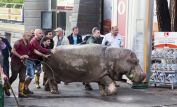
[9,61,26,85]
[3,57,9,78]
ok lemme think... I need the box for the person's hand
[1,73,8,81]
[43,54,51,58]
[51,49,55,54]
[20,55,29,60]
[23,55,29,59]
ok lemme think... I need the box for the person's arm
[120,35,124,47]
[101,36,106,45]
[51,39,54,49]
[33,40,51,54]
[53,36,57,48]
[79,35,83,43]
[62,37,70,45]
[6,39,12,51]
[11,41,28,59]
[11,48,29,60]
[0,66,8,81]
[34,49,50,58]
[3,38,12,53]
[0,38,6,50]
[67,35,72,45]
[86,36,93,44]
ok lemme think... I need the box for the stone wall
[24,0,102,35]
[24,0,48,31]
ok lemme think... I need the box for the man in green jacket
[83,27,103,90]
[85,27,103,44]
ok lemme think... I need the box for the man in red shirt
[24,29,53,94]
[5,32,32,97]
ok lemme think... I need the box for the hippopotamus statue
[43,44,145,96]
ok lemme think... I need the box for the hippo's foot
[107,82,117,95]
[100,82,117,96]
[99,90,107,96]
[48,79,59,94]
[99,75,117,96]
[51,89,59,94]
[98,83,108,96]
[45,86,50,91]
[50,85,59,94]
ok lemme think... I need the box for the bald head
[111,26,119,36]
[34,29,43,40]
[23,32,32,41]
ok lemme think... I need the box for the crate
[0,78,4,107]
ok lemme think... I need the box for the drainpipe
[100,0,104,34]
[146,0,154,82]
[48,0,51,11]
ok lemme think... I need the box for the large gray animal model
[43,44,145,96]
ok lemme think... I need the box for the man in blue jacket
[67,26,82,45]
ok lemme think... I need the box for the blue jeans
[25,59,35,79]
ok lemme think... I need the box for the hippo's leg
[49,79,59,94]
[99,75,117,96]
[98,83,106,96]
[44,79,50,91]
[114,74,127,87]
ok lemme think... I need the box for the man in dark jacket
[67,26,82,45]
[0,34,12,78]
[0,40,8,81]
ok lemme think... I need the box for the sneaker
[36,84,41,89]
[24,89,34,94]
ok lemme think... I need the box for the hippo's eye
[127,58,138,65]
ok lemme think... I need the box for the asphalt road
[4,74,177,107]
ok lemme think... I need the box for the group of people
[0,25,123,98]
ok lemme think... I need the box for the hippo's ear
[127,58,139,65]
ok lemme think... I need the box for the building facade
[23,0,154,80]
[24,0,102,36]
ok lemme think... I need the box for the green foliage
[0,0,23,3]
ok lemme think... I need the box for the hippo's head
[125,52,145,83]
[113,49,145,83]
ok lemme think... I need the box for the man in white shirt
[53,27,69,48]
[102,26,126,87]
[102,26,123,48]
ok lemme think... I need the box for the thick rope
[6,81,20,107]
[23,58,57,84]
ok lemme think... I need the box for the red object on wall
[117,0,127,47]
[103,19,111,33]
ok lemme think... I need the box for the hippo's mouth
[127,69,136,82]
[127,67,145,83]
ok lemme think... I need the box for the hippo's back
[45,44,108,83]
[56,44,106,57]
